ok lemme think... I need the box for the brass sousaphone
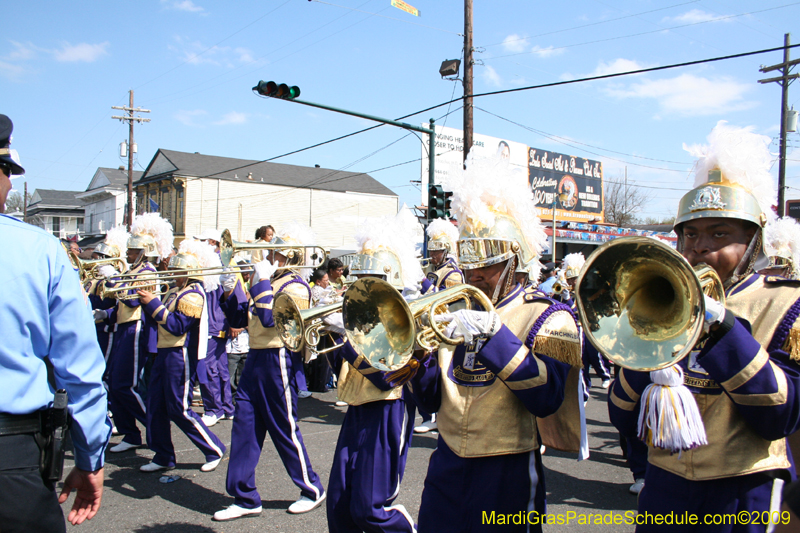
[575,236,725,372]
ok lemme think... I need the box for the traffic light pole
[266,96,436,215]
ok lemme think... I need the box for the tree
[603,174,652,227]
[4,190,32,214]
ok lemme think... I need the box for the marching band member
[195,228,235,427]
[608,122,800,532]
[424,218,464,291]
[558,252,611,391]
[762,216,800,279]
[323,208,423,533]
[86,226,129,361]
[409,155,586,532]
[103,213,173,453]
[213,221,325,521]
[136,239,226,472]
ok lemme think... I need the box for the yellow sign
[391,0,420,17]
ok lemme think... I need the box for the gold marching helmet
[94,226,129,259]
[426,218,458,254]
[762,216,800,279]
[440,155,547,302]
[169,238,222,289]
[561,252,585,280]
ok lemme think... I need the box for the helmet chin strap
[491,256,517,305]
[728,229,762,288]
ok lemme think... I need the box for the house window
[177,189,184,233]
[51,216,61,235]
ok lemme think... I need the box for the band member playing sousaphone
[607,122,800,532]
[409,155,586,532]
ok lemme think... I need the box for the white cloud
[174,109,207,126]
[530,45,562,58]
[214,111,247,125]
[163,0,205,13]
[7,41,37,61]
[482,65,502,87]
[591,58,651,77]
[605,73,755,117]
[53,42,109,62]
[502,34,529,53]
[662,9,732,24]
[170,37,254,67]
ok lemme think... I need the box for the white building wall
[184,178,397,249]
[82,190,130,233]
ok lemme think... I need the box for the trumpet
[575,236,725,372]
[68,251,128,282]
[219,229,327,270]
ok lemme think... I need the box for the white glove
[98,265,117,279]
[93,309,109,321]
[437,309,502,344]
[220,269,237,292]
[560,289,571,301]
[251,260,279,286]
[703,295,726,333]
[322,312,346,336]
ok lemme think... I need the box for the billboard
[529,148,604,223]
[421,126,604,224]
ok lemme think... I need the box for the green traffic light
[254,81,300,99]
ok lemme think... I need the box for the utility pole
[112,90,150,230]
[759,33,799,217]
[462,0,473,165]
[23,181,27,223]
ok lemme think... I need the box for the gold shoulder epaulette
[177,291,204,319]
[523,286,548,303]
[764,275,800,284]
[531,306,582,367]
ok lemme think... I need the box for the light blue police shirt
[0,214,110,471]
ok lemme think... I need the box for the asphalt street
[60,376,638,532]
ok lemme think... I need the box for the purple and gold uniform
[325,338,416,533]
[425,257,464,292]
[142,280,226,466]
[223,270,325,510]
[410,283,583,532]
[609,273,800,532]
[103,261,158,446]
[199,284,235,419]
[85,278,117,363]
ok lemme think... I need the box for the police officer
[0,114,111,531]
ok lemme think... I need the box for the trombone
[101,274,171,301]
[68,251,128,282]
[219,229,327,270]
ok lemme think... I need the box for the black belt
[0,412,42,436]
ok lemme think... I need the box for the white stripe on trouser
[766,478,785,533]
[279,348,319,499]
[383,408,416,532]
[527,450,539,533]
[181,346,223,458]
[104,323,116,364]
[131,321,146,413]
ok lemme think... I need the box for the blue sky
[3,0,800,222]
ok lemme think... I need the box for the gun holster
[34,389,71,483]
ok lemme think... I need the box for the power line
[308,0,463,36]
[486,2,800,61]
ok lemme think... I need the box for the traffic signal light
[253,80,301,100]
[428,184,452,219]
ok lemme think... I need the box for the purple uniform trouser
[108,320,147,445]
[418,436,546,533]
[636,465,785,533]
[199,336,234,418]
[146,346,226,466]
[226,347,324,509]
[327,399,416,533]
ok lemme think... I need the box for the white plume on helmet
[354,205,425,288]
[683,121,776,221]
[130,213,174,259]
[440,153,547,281]
[561,252,586,279]
[276,220,317,280]
[177,239,222,291]
[764,216,800,277]
[426,218,459,257]
[104,226,130,257]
